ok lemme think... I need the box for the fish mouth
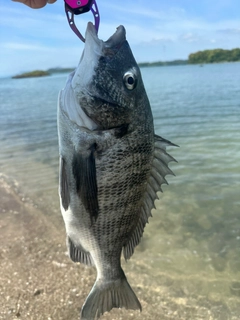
[73,22,127,87]
[71,22,127,125]
[85,22,126,54]
[104,24,126,50]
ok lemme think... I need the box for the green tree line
[189,48,240,64]
[138,59,188,67]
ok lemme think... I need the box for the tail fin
[81,270,142,320]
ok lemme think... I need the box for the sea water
[0,62,240,318]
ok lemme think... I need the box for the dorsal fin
[123,135,177,260]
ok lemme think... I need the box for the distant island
[12,48,240,78]
[188,48,240,64]
[138,59,188,67]
[12,70,50,79]
[139,48,240,67]
[47,67,75,74]
[12,68,74,79]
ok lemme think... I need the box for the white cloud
[181,33,201,43]
[217,28,240,35]
[2,42,50,51]
[101,3,168,20]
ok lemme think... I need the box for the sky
[0,0,240,76]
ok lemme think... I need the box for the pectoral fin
[72,144,99,221]
[60,156,70,211]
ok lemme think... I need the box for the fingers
[12,0,57,9]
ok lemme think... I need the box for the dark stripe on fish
[72,144,99,221]
[60,156,70,211]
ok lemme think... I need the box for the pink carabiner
[64,0,100,42]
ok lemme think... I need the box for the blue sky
[0,0,240,76]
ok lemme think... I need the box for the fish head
[72,22,149,130]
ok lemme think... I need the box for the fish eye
[123,72,137,90]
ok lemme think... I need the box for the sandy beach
[0,174,159,320]
[1,173,239,320]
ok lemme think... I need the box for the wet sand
[0,174,239,320]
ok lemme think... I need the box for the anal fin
[67,237,94,266]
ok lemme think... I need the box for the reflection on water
[1,63,240,318]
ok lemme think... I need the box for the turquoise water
[1,62,240,318]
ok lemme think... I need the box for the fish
[57,22,177,319]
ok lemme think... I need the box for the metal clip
[64,0,100,42]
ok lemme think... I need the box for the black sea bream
[58,22,176,319]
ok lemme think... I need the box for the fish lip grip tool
[64,0,100,42]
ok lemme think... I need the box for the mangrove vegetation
[188,48,240,64]
[138,59,188,67]
[12,70,50,79]
[11,48,240,78]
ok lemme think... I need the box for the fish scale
[58,22,177,319]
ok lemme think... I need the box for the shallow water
[1,63,240,317]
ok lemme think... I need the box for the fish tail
[80,270,142,319]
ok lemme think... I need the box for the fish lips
[78,22,127,74]
[85,22,126,56]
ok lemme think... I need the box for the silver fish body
[58,22,176,319]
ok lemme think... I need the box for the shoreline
[5,60,240,79]
[1,174,239,319]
